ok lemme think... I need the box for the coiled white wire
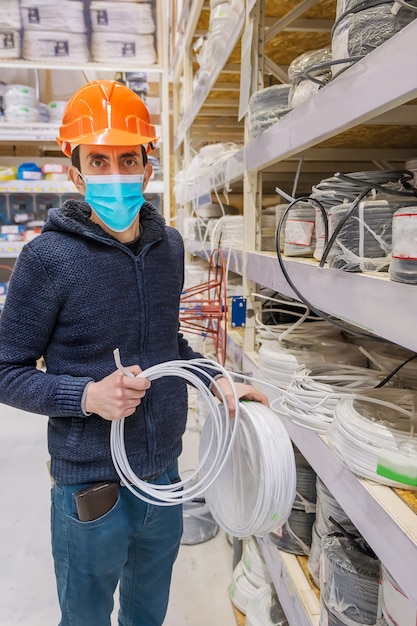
[200,400,296,537]
[111,349,296,537]
[112,350,240,506]
[328,389,417,488]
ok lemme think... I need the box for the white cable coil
[258,338,368,393]
[112,351,296,537]
[245,584,289,626]
[380,564,417,626]
[328,389,417,489]
[200,400,296,537]
[112,353,239,505]
[279,363,387,432]
[241,537,272,587]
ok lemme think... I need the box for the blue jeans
[50,465,183,626]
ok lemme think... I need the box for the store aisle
[0,403,237,626]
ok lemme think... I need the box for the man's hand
[212,377,269,418]
[85,366,151,420]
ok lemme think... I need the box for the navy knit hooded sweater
[0,199,203,483]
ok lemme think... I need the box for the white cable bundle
[20,0,86,33]
[246,584,289,626]
[90,2,155,35]
[253,292,341,345]
[241,537,272,587]
[112,351,296,536]
[23,31,89,62]
[328,389,417,488]
[112,353,240,505]
[258,338,367,391]
[200,400,296,537]
[380,564,417,626]
[280,363,387,432]
[210,215,244,249]
[91,32,156,63]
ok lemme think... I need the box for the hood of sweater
[42,198,166,245]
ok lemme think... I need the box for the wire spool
[210,215,244,249]
[258,338,368,391]
[326,200,394,273]
[280,363,387,432]
[320,532,381,625]
[283,202,316,257]
[247,84,292,139]
[380,564,417,626]
[331,2,416,77]
[315,479,349,537]
[269,508,315,555]
[328,389,417,489]
[269,450,316,555]
[229,560,260,615]
[180,497,219,545]
[293,449,317,510]
[241,537,272,587]
[307,522,321,586]
[246,584,289,626]
[254,292,342,345]
[389,206,417,284]
[200,401,296,537]
[288,47,332,108]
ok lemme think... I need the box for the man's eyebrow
[118,151,141,159]
[86,151,110,161]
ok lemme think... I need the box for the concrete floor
[0,403,237,626]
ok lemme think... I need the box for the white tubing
[111,350,296,537]
[112,350,240,505]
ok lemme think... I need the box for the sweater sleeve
[0,245,93,416]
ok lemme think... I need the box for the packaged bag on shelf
[326,200,394,273]
[0,0,21,29]
[90,1,155,35]
[20,0,86,33]
[389,206,417,284]
[380,564,417,626]
[283,202,316,257]
[332,3,417,76]
[91,31,156,63]
[288,47,332,109]
[22,30,90,62]
[247,84,292,139]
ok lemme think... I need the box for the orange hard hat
[56,80,158,157]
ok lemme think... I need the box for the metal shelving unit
[173,2,417,623]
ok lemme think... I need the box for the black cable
[303,56,365,86]
[374,353,417,388]
[318,186,372,268]
[334,170,416,198]
[319,170,416,268]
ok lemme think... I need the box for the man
[0,80,267,626]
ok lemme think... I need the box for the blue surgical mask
[84,174,145,232]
